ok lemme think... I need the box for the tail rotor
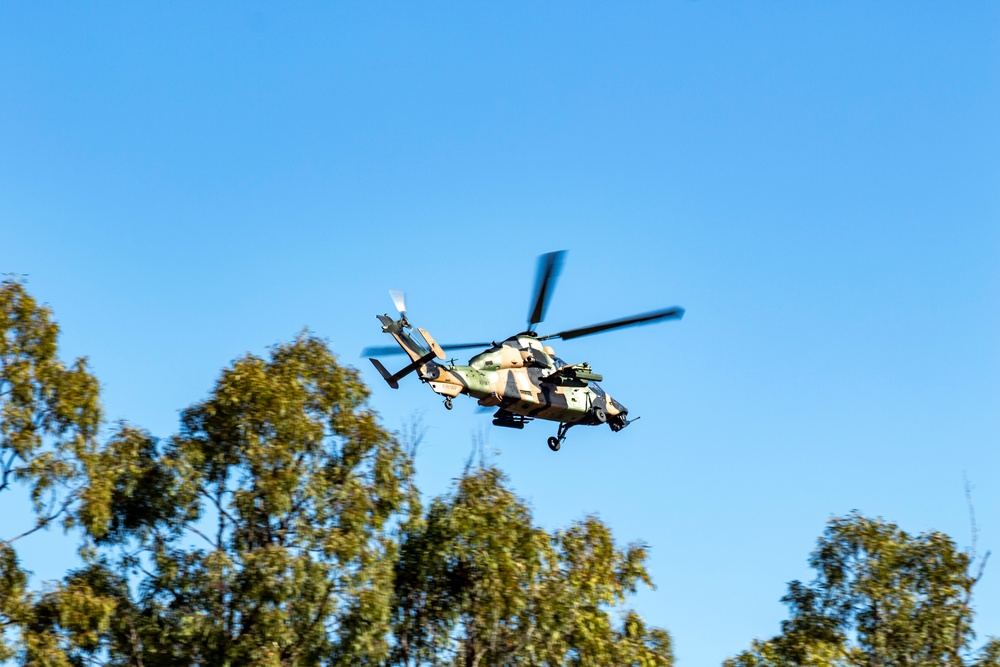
[390,289,408,321]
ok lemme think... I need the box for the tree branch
[184,524,219,550]
[954,475,990,662]
[0,450,18,493]
[3,494,74,544]
[127,616,146,667]
[200,487,237,526]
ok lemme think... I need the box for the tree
[12,331,417,666]
[391,464,672,667]
[724,512,1000,667]
[0,277,102,662]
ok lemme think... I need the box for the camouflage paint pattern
[372,315,629,431]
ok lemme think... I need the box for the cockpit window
[590,381,606,397]
[554,357,568,367]
[532,349,553,367]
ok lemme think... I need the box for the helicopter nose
[608,397,629,432]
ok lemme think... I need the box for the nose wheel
[547,423,573,452]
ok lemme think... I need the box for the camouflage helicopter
[363,251,684,451]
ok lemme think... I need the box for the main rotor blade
[527,250,566,331]
[539,307,685,342]
[438,341,493,352]
[362,341,492,357]
[362,345,410,357]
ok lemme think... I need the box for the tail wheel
[547,436,561,452]
[444,397,453,410]
[592,407,606,423]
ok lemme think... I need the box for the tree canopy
[1,277,101,664]
[725,512,999,667]
[0,277,672,667]
[2,277,996,666]
[392,465,671,666]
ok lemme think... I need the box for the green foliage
[974,638,1000,667]
[1,277,103,661]
[392,465,672,666]
[0,277,102,513]
[64,333,417,666]
[0,544,29,663]
[11,278,998,667]
[5,317,667,666]
[724,512,998,667]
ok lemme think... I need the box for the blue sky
[2,3,999,664]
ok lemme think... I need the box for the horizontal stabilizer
[370,358,399,389]
[369,350,437,389]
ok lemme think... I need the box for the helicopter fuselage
[372,315,629,431]
[365,251,682,451]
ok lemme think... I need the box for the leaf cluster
[391,465,671,667]
[1,278,102,660]
[60,333,416,666]
[725,512,1000,667]
[0,277,101,519]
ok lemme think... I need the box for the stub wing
[543,364,603,385]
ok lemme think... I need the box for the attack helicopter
[362,251,684,451]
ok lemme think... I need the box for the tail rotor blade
[527,251,566,331]
[390,290,408,318]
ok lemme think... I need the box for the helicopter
[362,251,684,452]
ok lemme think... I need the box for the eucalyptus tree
[392,465,673,667]
[17,332,417,666]
[724,512,1000,667]
[0,277,102,662]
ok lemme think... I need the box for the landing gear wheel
[551,422,572,450]
[592,407,606,423]
[444,397,453,410]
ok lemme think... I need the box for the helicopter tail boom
[374,314,432,363]
[368,312,448,389]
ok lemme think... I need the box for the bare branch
[3,494,74,544]
[199,487,237,526]
[127,616,146,667]
[974,550,991,586]
[955,474,991,660]
[401,413,427,460]
[184,524,220,550]
[965,472,980,564]
[0,450,19,493]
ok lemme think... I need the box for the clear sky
[2,3,999,664]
